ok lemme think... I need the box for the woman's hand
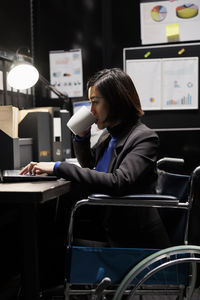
[19,161,55,175]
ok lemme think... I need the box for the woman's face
[88,86,109,130]
[88,86,119,129]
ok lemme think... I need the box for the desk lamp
[6,48,71,111]
[7,48,39,90]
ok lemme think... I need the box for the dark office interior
[0,0,200,170]
[0,1,141,104]
[0,0,200,299]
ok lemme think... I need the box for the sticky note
[166,24,179,42]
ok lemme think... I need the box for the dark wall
[33,0,103,104]
[32,0,141,105]
[0,1,31,52]
[0,0,142,106]
[0,0,200,171]
[33,0,141,75]
[112,1,141,68]
[0,1,33,108]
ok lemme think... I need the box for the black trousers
[38,190,172,288]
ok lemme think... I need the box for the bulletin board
[123,42,200,129]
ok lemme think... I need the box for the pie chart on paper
[151,5,167,22]
[176,4,198,19]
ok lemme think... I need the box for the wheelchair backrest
[156,169,191,245]
[156,169,190,202]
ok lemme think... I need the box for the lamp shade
[7,61,39,90]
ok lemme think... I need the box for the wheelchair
[42,158,200,300]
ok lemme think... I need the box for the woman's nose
[90,103,95,113]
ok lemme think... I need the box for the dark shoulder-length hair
[87,68,144,123]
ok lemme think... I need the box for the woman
[20,68,170,248]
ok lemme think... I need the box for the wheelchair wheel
[113,245,200,300]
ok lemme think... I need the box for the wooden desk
[0,179,71,300]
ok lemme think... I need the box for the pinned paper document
[166,24,179,42]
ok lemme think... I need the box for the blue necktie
[96,137,118,173]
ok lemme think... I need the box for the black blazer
[56,120,170,248]
[57,120,159,196]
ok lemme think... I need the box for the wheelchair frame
[63,159,200,300]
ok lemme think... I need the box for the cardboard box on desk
[18,106,58,123]
[0,106,20,170]
[0,105,18,139]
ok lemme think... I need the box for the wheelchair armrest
[157,157,184,167]
[87,193,179,208]
[67,193,181,245]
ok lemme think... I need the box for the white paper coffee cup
[67,106,96,135]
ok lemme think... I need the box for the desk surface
[0,179,71,203]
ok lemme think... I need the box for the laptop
[1,169,58,183]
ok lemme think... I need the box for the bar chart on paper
[166,94,192,106]
[162,57,198,110]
